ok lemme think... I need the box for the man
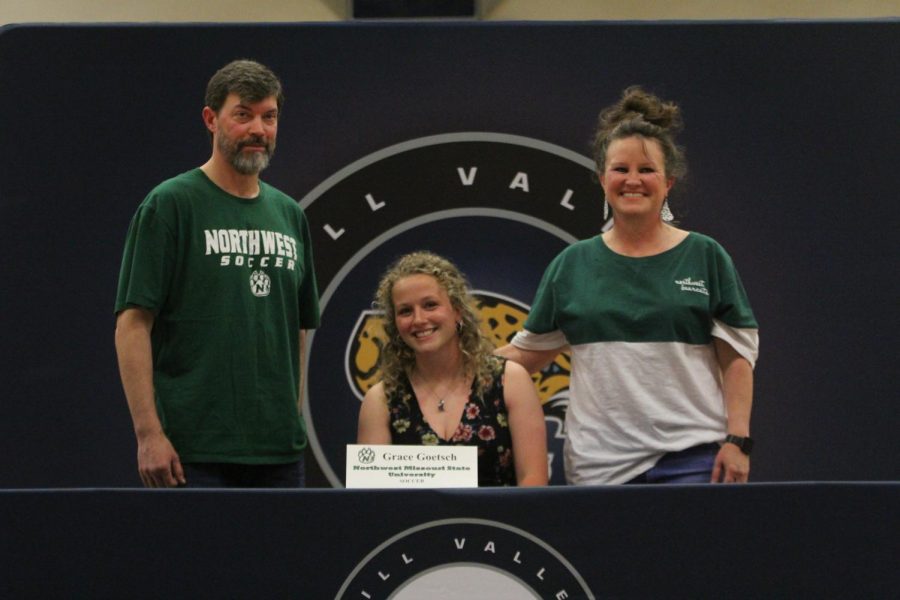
[114,59,320,488]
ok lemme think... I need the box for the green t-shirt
[525,231,758,343]
[115,169,320,464]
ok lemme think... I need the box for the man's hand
[137,431,185,488]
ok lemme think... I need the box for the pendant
[438,398,445,412]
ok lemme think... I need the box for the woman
[497,86,759,485]
[357,251,548,487]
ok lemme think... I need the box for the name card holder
[346,444,478,488]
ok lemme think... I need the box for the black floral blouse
[388,356,516,487]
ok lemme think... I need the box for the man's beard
[218,133,276,175]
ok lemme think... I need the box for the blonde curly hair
[374,251,497,400]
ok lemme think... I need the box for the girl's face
[391,274,460,355]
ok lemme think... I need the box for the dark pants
[625,443,719,484]
[180,459,305,488]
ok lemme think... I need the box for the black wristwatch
[724,434,754,456]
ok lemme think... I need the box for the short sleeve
[710,242,759,366]
[114,202,176,314]
[711,243,758,330]
[522,253,564,335]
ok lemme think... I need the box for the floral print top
[388,356,516,487]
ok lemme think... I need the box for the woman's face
[600,136,674,221]
[391,274,461,356]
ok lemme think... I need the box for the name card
[346,444,478,488]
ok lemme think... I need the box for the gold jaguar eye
[349,311,387,396]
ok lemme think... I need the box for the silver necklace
[413,370,464,412]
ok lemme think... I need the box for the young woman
[357,251,548,487]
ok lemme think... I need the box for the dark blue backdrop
[0,20,897,487]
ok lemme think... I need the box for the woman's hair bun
[599,85,682,135]
[591,85,688,181]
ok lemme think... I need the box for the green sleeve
[523,251,564,334]
[711,243,758,329]
[114,200,176,314]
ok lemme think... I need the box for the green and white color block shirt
[513,232,758,484]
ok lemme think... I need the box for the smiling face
[205,92,278,175]
[391,274,461,356]
[600,135,674,221]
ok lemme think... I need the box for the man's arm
[298,329,307,412]
[114,307,184,487]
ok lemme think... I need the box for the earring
[603,199,609,221]
[456,320,463,334]
[661,198,674,222]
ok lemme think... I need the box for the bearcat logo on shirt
[249,270,271,297]
[346,292,570,420]
[299,132,604,487]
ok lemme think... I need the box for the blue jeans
[625,443,719,484]
[180,459,305,488]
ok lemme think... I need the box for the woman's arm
[357,382,392,444]
[503,361,549,486]
[495,343,566,375]
[711,338,754,483]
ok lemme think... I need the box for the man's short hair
[205,59,285,114]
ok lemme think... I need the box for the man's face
[211,92,278,175]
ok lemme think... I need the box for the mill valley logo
[336,519,594,599]
[299,132,604,487]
